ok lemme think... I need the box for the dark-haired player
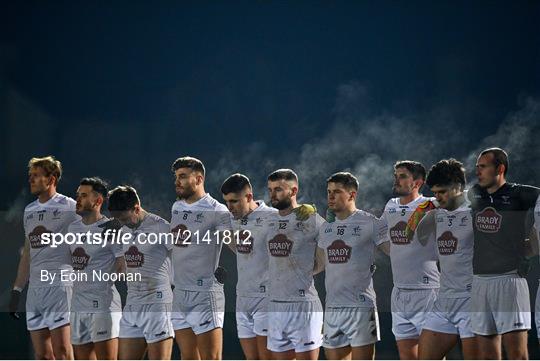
[9,156,79,359]
[68,177,124,359]
[413,159,477,359]
[265,169,324,360]
[317,172,388,360]
[169,156,230,360]
[380,161,440,359]
[468,147,539,359]
[109,185,174,360]
[221,173,275,360]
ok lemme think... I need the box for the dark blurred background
[1,0,540,358]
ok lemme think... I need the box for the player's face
[431,184,461,210]
[327,182,355,212]
[110,206,140,228]
[267,180,295,210]
[476,153,500,188]
[28,166,54,195]
[393,167,417,196]
[75,185,101,216]
[223,191,251,219]
[174,168,200,199]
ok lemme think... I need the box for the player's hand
[9,289,21,320]
[294,204,317,221]
[517,257,532,278]
[214,266,227,284]
[326,208,336,223]
[405,200,438,241]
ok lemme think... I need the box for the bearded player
[317,172,389,360]
[265,169,324,360]
[68,177,124,359]
[169,157,230,360]
[9,156,79,359]
[412,159,477,359]
[221,173,275,360]
[108,186,174,360]
[468,147,539,359]
[380,161,440,359]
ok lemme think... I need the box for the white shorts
[236,296,268,338]
[471,274,530,336]
[26,286,72,331]
[71,311,122,345]
[171,289,225,335]
[119,303,174,343]
[423,297,474,339]
[267,300,323,353]
[323,307,380,348]
[391,287,438,340]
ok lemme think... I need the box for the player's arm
[416,210,437,246]
[377,241,390,256]
[313,246,326,275]
[9,238,30,319]
[114,256,126,273]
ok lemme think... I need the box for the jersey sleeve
[377,211,390,244]
[159,219,174,251]
[214,205,232,233]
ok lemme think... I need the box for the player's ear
[349,191,357,201]
[496,164,506,176]
[290,186,298,197]
[196,173,204,186]
[246,193,253,202]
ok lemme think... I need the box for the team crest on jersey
[327,240,352,263]
[72,247,91,270]
[353,226,362,236]
[28,225,51,248]
[459,216,469,226]
[268,234,293,256]
[389,221,409,244]
[171,224,189,247]
[256,217,263,226]
[125,246,144,267]
[475,207,502,233]
[295,222,305,231]
[195,213,204,223]
[501,195,511,205]
[437,231,458,255]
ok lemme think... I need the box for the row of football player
[9,147,540,360]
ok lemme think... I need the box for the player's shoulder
[145,212,170,230]
[24,199,40,212]
[67,218,84,232]
[198,193,228,211]
[52,193,76,208]
[351,209,377,222]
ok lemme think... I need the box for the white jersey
[318,210,387,307]
[170,194,231,291]
[24,193,79,288]
[122,213,173,305]
[266,211,324,302]
[433,202,474,298]
[382,196,440,289]
[232,201,276,297]
[68,217,123,312]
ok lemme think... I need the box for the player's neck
[399,192,420,205]
[335,206,357,221]
[486,178,506,194]
[241,201,259,219]
[279,200,298,217]
[184,189,207,204]
[82,211,103,225]
[446,194,465,211]
[38,188,57,204]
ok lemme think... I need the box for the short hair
[171,156,205,176]
[221,173,252,195]
[394,160,427,181]
[108,185,140,212]
[480,147,509,175]
[326,172,359,191]
[267,169,298,183]
[80,177,109,199]
[426,159,466,190]
[28,156,62,182]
